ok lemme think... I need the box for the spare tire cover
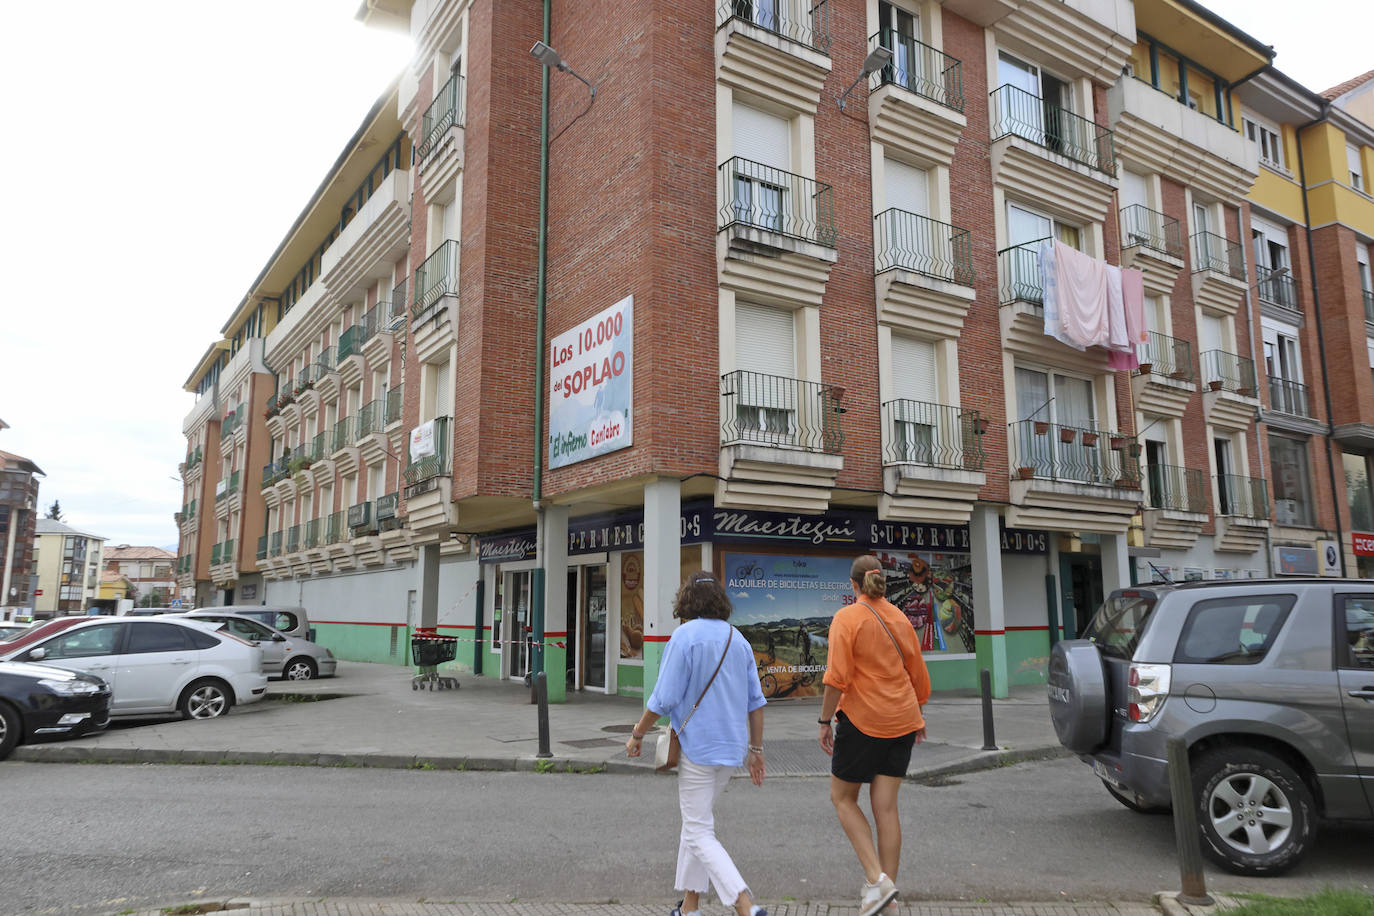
[1048,640,1109,754]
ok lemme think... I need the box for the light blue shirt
[647,618,766,767]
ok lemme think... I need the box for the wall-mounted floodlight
[530,40,595,97]
[837,46,894,111]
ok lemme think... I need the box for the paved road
[3,758,1371,915]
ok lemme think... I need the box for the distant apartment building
[176,0,1374,702]
[0,438,43,613]
[33,520,105,616]
[103,545,177,607]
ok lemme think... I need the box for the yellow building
[32,519,106,616]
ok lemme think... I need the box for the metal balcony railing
[1137,330,1194,382]
[1256,268,1299,312]
[315,346,335,375]
[186,499,196,520]
[1215,473,1269,520]
[361,303,391,347]
[331,418,352,453]
[1120,205,1182,258]
[416,73,464,161]
[720,370,844,454]
[325,510,345,546]
[869,30,963,111]
[294,364,314,393]
[718,157,836,247]
[414,240,460,318]
[1364,289,1374,323]
[882,400,985,470]
[256,536,268,561]
[304,519,321,549]
[1191,231,1245,279]
[211,543,222,565]
[227,470,240,495]
[355,399,384,442]
[873,209,975,284]
[287,525,301,553]
[186,446,202,468]
[405,416,452,485]
[1268,377,1312,418]
[717,0,830,53]
[391,279,407,325]
[989,84,1115,173]
[1201,349,1257,395]
[1008,420,1139,487]
[219,404,243,441]
[309,432,327,462]
[386,385,404,425]
[270,531,282,558]
[376,492,399,521]
[1144,463,1206,514]
[997,238,1050,307]
[338,325,363,361]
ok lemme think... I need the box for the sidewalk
[114,898,1170,916]
[12,660,1069,778]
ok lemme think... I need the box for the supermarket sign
[1354,532,1374,556]
[549,296,633,469]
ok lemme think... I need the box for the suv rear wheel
[1194,747,1315,876]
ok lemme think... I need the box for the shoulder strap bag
[858,598,906,664]
[655,626,733,773]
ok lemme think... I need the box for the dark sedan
[0,661,111,760]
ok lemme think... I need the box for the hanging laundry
[1106,265,1129,351]
[1122,267,1147,345]
[1053,240,1110,349]
[1040,240,1083,350]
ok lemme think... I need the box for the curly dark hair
[673,571,733,621]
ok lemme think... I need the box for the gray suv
[1048,579,1374,876]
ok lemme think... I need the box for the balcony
[349,500,385,566]
[412,241,459,363]
[355,398,389,465]
[878,400,986,524]
[256,536,268,562]
[211,543,222,566]
[1191,231,1246,316]
[319,166,411,306]
[1119,205,1184,294]
[416,73,464,193]
[314,346,339,400]
[331,416,360,477]
[942,0,1133,85]
[286,525,301,554]
[996,240,1111,370]
[715,0,831,117]
[865,31,966,169]
[716,370,845,513]
[1262,376,1324,437]
[1131,330,1195,416]
[304,519,321,550]
[1256,267,1300,319]
[1107,76,1257,206]
[404,416,451,487]
[336,324,366,388]
[404,416,455,540]
[219,404,243,442]
[873,210,976,336]
[1005,419,1142,533]
[1141,463,1207,549]
[1214,472,1270,553]
[374,491,412,561]
[718,158,838,309]
[1201,348,1259,430]
[270,531,283,558]
[989,84,1117,225]
[385,384,404,428]
[360,283,405,366]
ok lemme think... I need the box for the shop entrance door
[582,565,609,691]
[503,571,532,681]
[1058,553,1104,639]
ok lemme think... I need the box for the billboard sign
[549,295,633,469]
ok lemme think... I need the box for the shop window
[1344,452,1374,531]
[1269,435,1314,527]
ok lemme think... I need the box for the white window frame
[1243,114,1285,172]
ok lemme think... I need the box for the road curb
[11,741,1070,779]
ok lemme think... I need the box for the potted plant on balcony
[1081,431,1099,447]
[1059,427,1077,444]
[1109,435,1127,450]
[1207,379,1224,392]
[1137,362,1153,375]
[1033,420,1050,436]
[1014,466,1035,480]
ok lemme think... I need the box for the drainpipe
[1235,226,1273,576]
[530,0,552,679]
[1296,101,1347,575]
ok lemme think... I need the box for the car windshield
[1083,591,1158,659]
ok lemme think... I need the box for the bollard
[979,668,996,751]
[1167,736,1212,906]
[534,670,553,759]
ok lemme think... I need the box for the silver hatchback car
[175,612,336,681]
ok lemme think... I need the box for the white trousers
[675,754,749,905]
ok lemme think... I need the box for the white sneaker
[859,874,898,916]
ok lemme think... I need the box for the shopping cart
[410,628,459,690]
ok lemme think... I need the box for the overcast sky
[0,1,1365,550]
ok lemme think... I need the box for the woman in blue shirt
[625,572,768,916]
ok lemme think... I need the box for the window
[733,303,797,442]
[1244,116,1284,171]
[1349,145,1365,193]
[1343,452,1374,531]
[1214,435,1236,515]
[1174,595,1295,664]
[1342,597,1374,669]
[1269,435,1314,527]
[730,103,791,234]
[995,53,1073,153]
[1015,368,1100,481]
[38,624,120,660]
[125,623,190,654]
[890,335,940,462]
[877,1,926,94]
[731,0,779,32]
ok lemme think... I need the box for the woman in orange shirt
[817,555,931,916]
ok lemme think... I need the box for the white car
[175,611,337,680]
[0,617,267,719]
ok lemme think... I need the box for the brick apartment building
[177,0,1374,701]
[0,433,43,615]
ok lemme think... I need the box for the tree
[45,500,63,521]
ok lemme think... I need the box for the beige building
[103,545,177,607]
[33,519,105,616]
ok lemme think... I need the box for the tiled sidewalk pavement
[115,898,1164,916]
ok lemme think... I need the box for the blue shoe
[669,902,683,916]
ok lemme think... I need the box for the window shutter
[884,159,929,216]
[735,303,795,378]
[1200,314,1223,354]
[1120,170,1148,210]
[891,335,937,402]
[732,104,790,170]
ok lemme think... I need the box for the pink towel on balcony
[1122,267,1146,344]
[1054,240,1110,349]
[1039,240,1079,350]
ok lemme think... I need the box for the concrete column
[970,505,1008,698]
[541,505,570,703]
[641,477,681,706]
[1100,533,1129,600]
[418,543,440,630]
